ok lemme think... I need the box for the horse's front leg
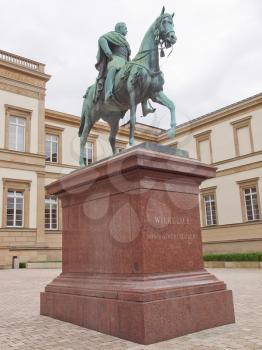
[129,91,137,146]
[152,91,176,138]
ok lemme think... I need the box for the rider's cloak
[95,31,131,77]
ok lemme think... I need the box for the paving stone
[0,269,262,349]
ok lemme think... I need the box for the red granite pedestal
[40,144,235,345]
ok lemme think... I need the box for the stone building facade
[0,50,261,268]
[161,94,262,253]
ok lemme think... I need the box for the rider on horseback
[79,7,177,166]
[94,22,155,116]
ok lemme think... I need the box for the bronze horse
[79,7,177,166]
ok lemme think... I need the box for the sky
[1,0,262,129]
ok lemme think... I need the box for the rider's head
[115,22,128,36]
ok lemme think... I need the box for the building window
[45,195,58,230]
[2,179,31,228]
[244,187,260,221]
[85,142,94,165]
[115,139,127,154]
[82,134,98,165]
[238,178,261,222]
[45,125,64,163]
[7,190,24,227]
[200,186,218,226]
[45,134,58,162]
[231,116,254,156]
[116,147,124,153]
[194,130,213,164]
[5,105,32,153]
[203,194,217,226]
[8,116,26,152]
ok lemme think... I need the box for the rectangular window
[231,116,254,156]
[115,140,127,154]
[203,194,217,226]
[5,105,32,153]
[194,130,213,164]
[7,190,24,227]
[45,195,58,230]
[85,142,94,165]
[238,178,261,222]
[116,147,124,153]
[199,139,211,164]
[8,116,26,152]
[3,179,30,228]
[237,126,252,155]
[244,187,260,221]
[45,134,58,162]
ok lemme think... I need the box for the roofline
[178,92,262,129]
[158,92,262,142]
[0,49,50,81]
[45,108,80,125]
[121,120,166,132]
[45,92,262,143]
[45,108,158,141]
[0,49,46,66]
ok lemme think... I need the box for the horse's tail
[78,86,92,137]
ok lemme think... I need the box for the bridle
[126,14,175,75]
[135,14,175,58]
[154,14,175,56]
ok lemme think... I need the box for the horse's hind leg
[79,115,94,167]
[129,91,137,146]
[107,116,120,154]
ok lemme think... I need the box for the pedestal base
[41,270,234,344]
[40,143,235,344]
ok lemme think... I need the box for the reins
[127,42,174,75]
[126,61,161,76]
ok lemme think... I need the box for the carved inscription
[147,215,197,242]
[154,216,190,225]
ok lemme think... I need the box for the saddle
[92,63,129,104]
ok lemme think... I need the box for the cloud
[1,0,261,128]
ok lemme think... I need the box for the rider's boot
[105,68,116,102]
[141,100,156,117]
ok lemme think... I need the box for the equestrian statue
[79,6,177,166]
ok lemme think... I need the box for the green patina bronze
[79,6,177,167]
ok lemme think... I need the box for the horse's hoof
[167,128,176,138]
[79,161,86,168]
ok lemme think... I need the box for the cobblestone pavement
[0,269,262,350]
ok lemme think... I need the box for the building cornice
[0,49,50,82]
[216,160,262,177]
[213,149,262,166]
[0,148,45,172]
[45,162,79,170]
[202,220,262,231]
[45,109,158,141]
[158,93,262,143]
[45,109,80,126]
[46,93,262,144]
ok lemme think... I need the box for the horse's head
[155,6,177,48]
